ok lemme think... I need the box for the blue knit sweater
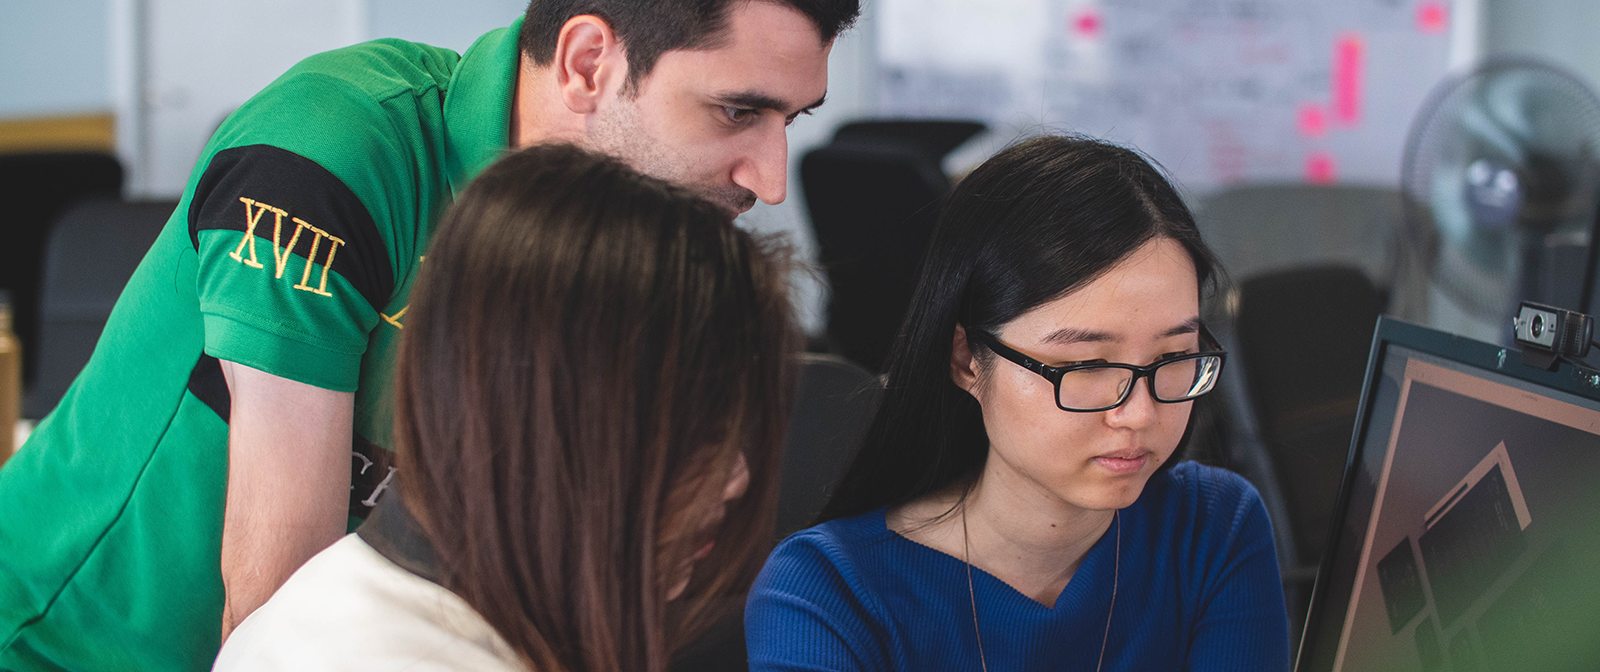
[745,462,1291,671]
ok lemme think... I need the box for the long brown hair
[393,144,797,671]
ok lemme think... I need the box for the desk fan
[1399,58,1600,344]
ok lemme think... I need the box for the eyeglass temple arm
[969,329,1052,375]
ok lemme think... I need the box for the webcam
[1513,302,1594,370]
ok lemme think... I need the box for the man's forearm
[218,360,354,640]
[219,487,346,638]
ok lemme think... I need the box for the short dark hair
[519,0,859,90]
[396,143,800,670]
[818,135,1222,524]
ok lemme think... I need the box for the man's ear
[951,323,981,396]
[551,15,628,115]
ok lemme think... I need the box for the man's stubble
[588,98,758,215]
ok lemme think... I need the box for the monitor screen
[1299,324,1600,672]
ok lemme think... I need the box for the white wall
[368,0,527,53]
[0,0,111,117]
[119,0,367,196]
[1484,0,1600,92]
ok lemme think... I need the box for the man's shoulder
[280,38,462,104]
[188,37,470,262]
[209,37,462,163]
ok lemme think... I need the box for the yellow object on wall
[0,113,115,154]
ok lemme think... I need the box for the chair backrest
[22,200,174,419]
[0,153,124,389]
[802,120,984,371]
[669,353,882,672]
[1196,184,1403,286]
[776,352,883,539]
[1222,264,1385,654]
[1233,264,1385,564]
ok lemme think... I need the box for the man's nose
[732,126,789,206]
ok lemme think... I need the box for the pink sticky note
[1332,34,1364,125]
[1073,10,1103,38]
[1298,104,1328,138]
[1306,152,1337,184]
[1417,2,1448,33]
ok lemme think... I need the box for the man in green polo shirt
[0,0,857,669]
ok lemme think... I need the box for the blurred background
[6,0,1598,334]
[6,0,1600,660]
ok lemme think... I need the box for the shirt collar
[357,491,442,585]
[443,15,522,198]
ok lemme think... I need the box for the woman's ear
[552,14,628,115]
[950,324,981,396]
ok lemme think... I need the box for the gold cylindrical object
[0,295,21,468]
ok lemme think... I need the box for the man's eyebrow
[713,91,828,116]
[1040,317,1200,345]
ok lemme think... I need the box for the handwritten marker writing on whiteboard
[1333,34,1365,126]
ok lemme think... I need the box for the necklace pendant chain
[964,508,1120,672]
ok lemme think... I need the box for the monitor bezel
[1293,316,1600,671]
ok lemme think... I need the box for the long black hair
[817,134,1221,524]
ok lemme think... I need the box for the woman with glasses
[745,135,1290,671]
[214,144,798,671]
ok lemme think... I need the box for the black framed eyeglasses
[969,329,1227,413]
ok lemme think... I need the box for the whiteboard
[879,0,1457,194]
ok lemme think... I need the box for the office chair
[802,120,984,372]
[775,353,882,538]
[0,153,125,391]
[1220,264,1386,651]
[1196,184,1403,294]
[671,353,882,672]
[22,200,175,419]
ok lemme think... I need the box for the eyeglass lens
[1056,355,1223,410]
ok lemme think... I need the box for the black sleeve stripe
[191,348,397,523]
[187,353,231,422]
[188,144,396,313]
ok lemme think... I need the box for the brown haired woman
[213,143,798,671]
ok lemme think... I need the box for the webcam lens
[1532,314,1545,338]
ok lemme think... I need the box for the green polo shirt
[0,18,518,672]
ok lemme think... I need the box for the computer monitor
[1296,317,1600,672]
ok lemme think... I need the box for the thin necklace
[963,507,1120,672]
